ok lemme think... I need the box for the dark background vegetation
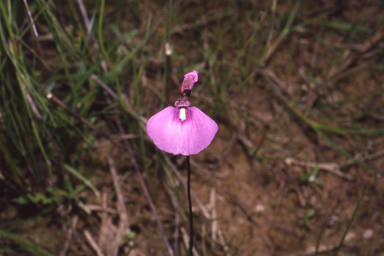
[1,0,384,255]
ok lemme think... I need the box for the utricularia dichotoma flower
[147,71,218,155]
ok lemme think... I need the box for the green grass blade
[0,231,55,256]
[333,186,365,256]
[316,129,381,175]
[314,205,328,256]
[64,164,100,198]
[231,235,245,256]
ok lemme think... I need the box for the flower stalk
[187,155,193,255]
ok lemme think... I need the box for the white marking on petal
[179,108,186,121]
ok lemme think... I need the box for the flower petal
[147,106,218,155]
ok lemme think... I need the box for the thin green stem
[0,0,14,41]
[98,0,122,99]
[333,186,365,256]
[314,205,328,256]
[259,0,277,66]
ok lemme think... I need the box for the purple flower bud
[182,70,199,91]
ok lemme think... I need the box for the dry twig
[60,215,78,256]
[284,157,354,181]
[181,227,199,256]
[341,149,384,168]
[84,229,104,256]
[85,204,118,214]
[22,0,38,36]
[165,156,211,219]
[108,157,130,233]
[190,159,261,227]
[93,157,131,256]
[210,188,218,251]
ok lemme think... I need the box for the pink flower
[147,71,218,155]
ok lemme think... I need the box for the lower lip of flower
[179,107,186,121]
